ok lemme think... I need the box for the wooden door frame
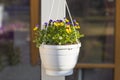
[114,0,120,80]
[30,0,40,65]
[30,0,120,80]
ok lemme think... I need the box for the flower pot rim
[40,42,81,49]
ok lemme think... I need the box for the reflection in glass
[67,0,115,63]
[66,69,113,80]
[82,69,113,80]
[0,0,40,80]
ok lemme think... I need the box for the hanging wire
[48,0,55,21]
[65,0,79,43]
[64,0,74,26]
[56,0,61,19]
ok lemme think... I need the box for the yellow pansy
[66,25,70,28]
[57,23,61,26]
[66,25,72,33]
[33,26,38,31]
[66,29,69,33]
[65,19,69,23]
[75,22,79,25]
[60,22,64,26]
[54,22,58,26]
[69,28,72,33]
[75,25,80,29]
[66,28,71,33]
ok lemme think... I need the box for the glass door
[65,0,120,80]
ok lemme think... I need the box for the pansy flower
[66,23,71,33]
[73,19,76,22]
[73,19,79,25]
[49,19,53,23]
[60,22,64,26]
[59,20,63,22]
[65,22,70,27]
[57,20,64,26]
[33,24,39,31]
[74,25,80,29]
[75,22,79,25]
[64,18,69,23]
[44,22,48,26]
[53,22,59,27]
[49,19,53,25]
[66,27,71,33]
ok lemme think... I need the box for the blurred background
[0,0,40,80]
[66,0,115,80]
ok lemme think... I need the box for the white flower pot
[39,43,81,76]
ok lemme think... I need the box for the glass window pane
[66,69,113,80]
[0,0,40,80]
[67,0,115,63]
[82,69,113,80]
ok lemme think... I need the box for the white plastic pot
[39,43,81,76]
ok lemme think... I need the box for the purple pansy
[49,19,53,23]
[64,17,66,19]
[74,24,77,26]
[36,24,39,27]
[57,20,60,22]
[66,22,71,25]
[59,20,63,22]
[44,22,48,26]
[73,19,76,22]
[56,20,63,22]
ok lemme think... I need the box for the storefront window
[0,0,40,80]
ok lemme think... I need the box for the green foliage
[33,18,84,47]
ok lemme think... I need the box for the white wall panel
[41,0,65,80]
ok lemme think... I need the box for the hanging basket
[33,0,84,76]
[39,43,81,76]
